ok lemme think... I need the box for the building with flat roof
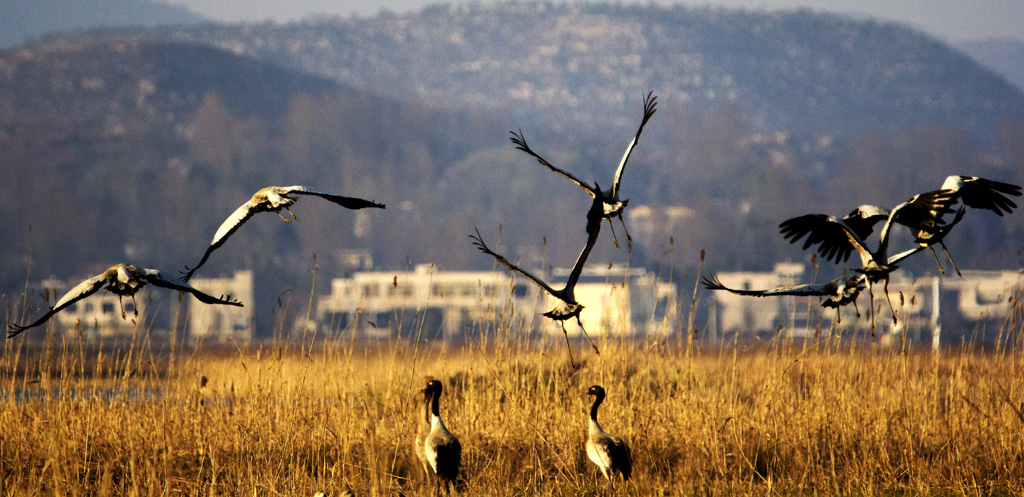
[704,264,1024,344]
[188,270,254,343]
[314,264,679,340]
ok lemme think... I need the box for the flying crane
[509,91,657,250]
[182,186,384,281]
[470,193,604,366]
[779,190,959,335]
[8,263,242,338]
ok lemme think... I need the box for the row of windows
[63,301,134,315]
[349,282,527,298]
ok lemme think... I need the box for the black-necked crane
[423,379,462,495]
[778,190,956,335]
[585,385,632,482]
[181,186,385,281]
[470,194,604,366]
[509,91,657,250]
[702,273,867,323]
[8,263,242,338]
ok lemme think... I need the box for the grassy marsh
[2,327,1023,496]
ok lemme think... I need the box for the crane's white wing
[841,205,890,241]
[181,200,258,281]
[8,270,112,337]
[611,91,657,199]
[886,246,926,266]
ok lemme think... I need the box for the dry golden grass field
[2,325,1023,496]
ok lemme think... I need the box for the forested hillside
[169,3,1024,137]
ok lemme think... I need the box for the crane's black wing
[703,273,843,298]
[509,129,597,197]
[470,228,562,299]
[286,186,386,210]
[944,176,1022,216]
[875,189,956,260]
[779,214,862,263]
[142,269,243,306]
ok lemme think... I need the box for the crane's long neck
[430,387,442,419]
[589,393,605,433]
[422,391,432,425]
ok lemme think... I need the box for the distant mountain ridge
[957,38,1024,92]
[161,2,1024,138]
[0,0,205,49]
[0,35,340,142]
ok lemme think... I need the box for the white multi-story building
[314,264,530,340]
[941,270,1024,321]
[704,262,807,335]
[556,265,679,337]
[705,264,1024,342]
[188,270,254,343]
[314,264,679,340]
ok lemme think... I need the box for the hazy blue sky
[162,0,1022,42]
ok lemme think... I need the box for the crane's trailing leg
[286,207,299,221]
[617,215,632,251]
[276,212,292,223]
[928,247,947,275]
[867,281,877,337]
[939,242,962,277]
[118,295,127,319]
[606,219,621,249]
[576,315,601,355]
[883,278,898,326]
[560,322,577,368]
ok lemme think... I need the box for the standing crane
[585,385,632,482]
[509,91,657,250]
[8,263,242,338]
[470,194,604,367]
[423,379,462,495]
[778,190,957,335]
[181,186,385,281]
